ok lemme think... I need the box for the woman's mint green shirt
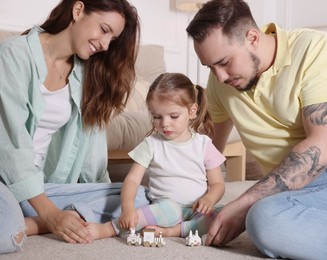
[0,26,110,202]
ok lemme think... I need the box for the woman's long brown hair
[25,0,140,128]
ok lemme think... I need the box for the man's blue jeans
[0,182,149,254]
[246,170,327,260]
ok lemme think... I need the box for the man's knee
[246,199,272,243]
[245,196,291,258]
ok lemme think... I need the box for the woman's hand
[29,193,93,244]
[45,209,93,244]
[119,207,138,230]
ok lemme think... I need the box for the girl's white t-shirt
[128,132,225,206]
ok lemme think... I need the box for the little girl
[88,72,225,239]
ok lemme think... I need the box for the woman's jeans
[0,182,149,254]
[0,182,25,254]
[246,170,327,260]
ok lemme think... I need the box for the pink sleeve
[204,140,226,170]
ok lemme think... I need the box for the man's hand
[205,196,250,246]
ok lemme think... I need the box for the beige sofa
[0,30,246,181]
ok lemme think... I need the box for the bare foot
[61,210,117,240]
[68,210,116,240]
[86,222,116,240]
[25,217,49,236]
[145,224,181,237]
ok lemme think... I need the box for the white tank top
[33,84,72,169]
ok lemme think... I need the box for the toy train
[127,228,206,247]
[127,228,166,247]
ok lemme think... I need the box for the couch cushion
[107,111,152,151]
[124,80,149,112]
[135,45,166,84]
[107,80,152,151]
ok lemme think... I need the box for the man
[187,0,327,259]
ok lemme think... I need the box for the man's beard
[241,52,260,91]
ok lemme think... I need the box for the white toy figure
[155,232,166,247]
[185,230,202,247]
[143,228,156,247]
[143,228,166,247]
[201,234,207,246]
[127,228,166,247]
[127,228,142,246]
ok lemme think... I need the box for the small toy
[156,232,166,247]
[201,234,207,245]
[185,230,201,247]
[127,228,142,246]
[126,228,166,247]
[143,228,166,247]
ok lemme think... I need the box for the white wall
[0,0,59,31]
[1,0,327,86]
[129,0,327,86]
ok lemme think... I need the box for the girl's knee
[158,199,182,217]
[149,199,183,226]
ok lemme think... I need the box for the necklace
[45,33,69,80]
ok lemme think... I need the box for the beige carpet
[2,181,273,260]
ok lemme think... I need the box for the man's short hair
[186,0,258,43]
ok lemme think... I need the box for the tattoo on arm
[249,146,325,200]
[247,103,327,201]
[303,103,327,125]
[272,174,289,192]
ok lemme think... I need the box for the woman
[0,0,149,254]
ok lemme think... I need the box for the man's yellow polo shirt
[207,23,327,174]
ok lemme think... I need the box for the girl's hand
[119,163,146,230]
[45,209,93,244]
[194,167,225,215]
[192,197,214,215]
[119,208,138,230]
